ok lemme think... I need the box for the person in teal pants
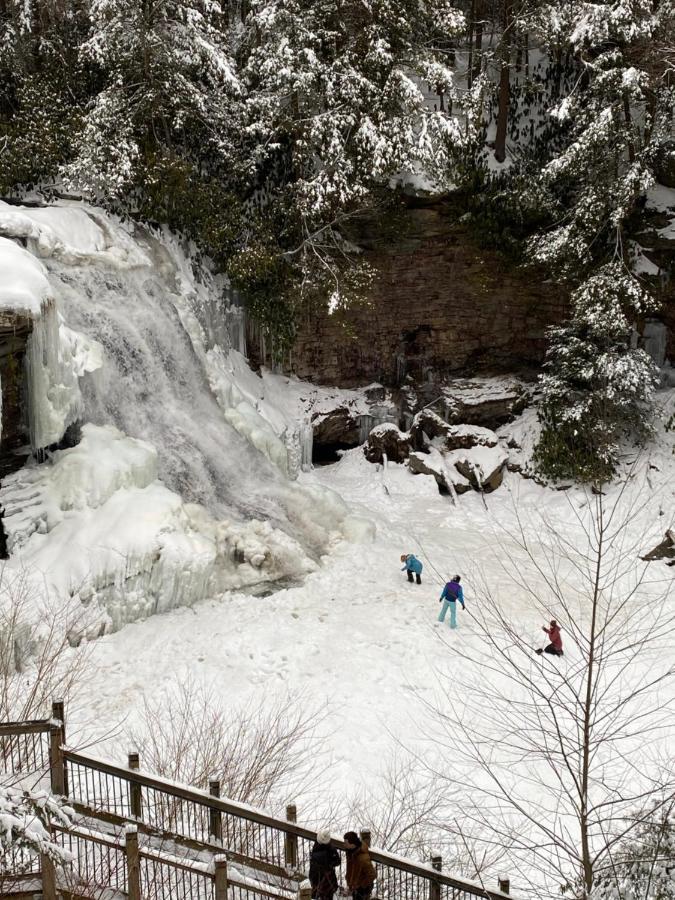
[438,576,465,628]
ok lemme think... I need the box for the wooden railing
[1,704,513,900]
[0,712,56,787]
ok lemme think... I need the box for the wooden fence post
[41,852,57,900]
[125,826,141,900]
[360,829,371,847]
[49,725,65,796]
[284,803,298,868]
[429,854,442,900]
[209,779,222,843]
[128,751,142,819]
[214,854,228,900]
[297,884,312,900]
[499,877,510,895]
[51,699,68,797]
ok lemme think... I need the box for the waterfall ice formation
[0,201,367,637]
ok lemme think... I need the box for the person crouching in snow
[438,576,465,628]
[536,619,563,656]
[401,553,423,584]
[343,832,376,900]
[309,829,340,900]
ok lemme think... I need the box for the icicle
[299,420,314,471]
[284,427,301,480]
[226,306,247,356]
[24,300,83,453]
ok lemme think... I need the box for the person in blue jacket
[401,553,423,584]
[438,576,465,628]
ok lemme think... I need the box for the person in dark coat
[309,829,340,900]
[343,832,376,900]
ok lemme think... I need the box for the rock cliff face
[253,202,570,387]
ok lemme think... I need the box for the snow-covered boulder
[364,423,411,463]
[408,449,471,494]
[411,409,499,452]
[448,445,509,492]
[312,405,361,448]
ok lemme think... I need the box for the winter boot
[407,570,414,583]
[415,573,422,585]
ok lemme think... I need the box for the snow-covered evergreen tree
[525,1,674,479]
[63,0,242,199]
[0,0,88,191]
[235,0,466,322]
[592,808,675,900]
[0,786,73,874]
[535,264,659,482]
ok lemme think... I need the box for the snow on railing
[2,709,515,900]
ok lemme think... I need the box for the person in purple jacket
[438,576,465,628]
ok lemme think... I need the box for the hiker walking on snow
[401,553,423,584]
[536,619,563,657]
[343,832,376,900]
[438,576,465,629]
[309,829,340,900]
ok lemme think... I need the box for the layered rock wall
[257,204,570,387]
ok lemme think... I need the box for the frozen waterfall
[0,202,369,637]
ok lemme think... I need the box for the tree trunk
[473,0,484,84]
[467,0,476,88]
[494,1,511,164]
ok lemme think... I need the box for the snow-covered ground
[1,199,673,895]
[67,409,675,796]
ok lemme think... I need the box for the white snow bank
[0,236,50,315]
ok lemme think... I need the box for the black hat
[343,831,361,846]
[454,575,461,582]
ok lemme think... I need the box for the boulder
[411,410,499,452]
[416,378,531,429]
[408,449,471,494]
[448,446,508,492]
[641,530,675,564]
[364,423,411,464]
[311,406,361,447]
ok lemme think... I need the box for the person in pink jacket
[536,619,563,656]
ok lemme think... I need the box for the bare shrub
[129,677,325,810]
[0,565,90,724]
[346,753,446,858]
[427,484,675,899]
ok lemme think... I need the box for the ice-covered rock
[364,423,411,464]
[0,236,50,316]
[0,423,323,638]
